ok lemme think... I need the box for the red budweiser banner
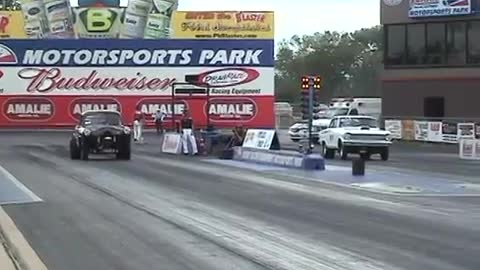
[0,39,275,128]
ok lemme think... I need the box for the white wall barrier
[161,133,182,154]
[459,139,480,160]
[384,119,480,144]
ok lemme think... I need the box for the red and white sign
[206,98,257,122]
[0,67,274,128]
[3,97,54,121]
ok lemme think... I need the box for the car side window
[329,119,337,128]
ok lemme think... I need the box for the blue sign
[409,0,473,18]
[0,39,274,67]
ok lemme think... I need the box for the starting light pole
[301,75,322,154]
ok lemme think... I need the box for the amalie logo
[206,98,257,121]
[136,98,189,119]
[195,68,259,88]
[3,97,54,121]
[69,97,121,120]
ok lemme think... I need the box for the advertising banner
[161,132,181,153]
[242,129,276,150]
[414,121,428,141]
[409,0,472,18]
[457,122,475,139]
[384,120,402,139]
[427,121,443,142]
[459,139,480,160]
[144,0,178,38]
[20,0,50,38]
[72,7,124,38]
[0,11,27,39]
[44,0,74,38]
[0,39,275,128]
[170,11,274,39]
[119,0,152,38]
[442,121,458,143]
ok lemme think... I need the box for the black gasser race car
[70,110,131,160]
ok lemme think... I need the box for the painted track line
[0,164,43,203]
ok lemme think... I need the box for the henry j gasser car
[70,110,132,160]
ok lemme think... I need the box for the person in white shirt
[153,109,167,135]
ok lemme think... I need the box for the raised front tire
[338,141,348,160]
[321,142,335,159]
[80,140,89,161]
[70,139,80,160]
[380,147,389,161]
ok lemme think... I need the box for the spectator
[153,109,167,135]
[228,124,246,148]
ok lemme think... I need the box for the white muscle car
[318,115,392,160]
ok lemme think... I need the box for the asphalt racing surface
[1,131,480,270]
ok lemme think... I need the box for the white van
[329,97,382,119]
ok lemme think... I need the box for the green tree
[275,26,383,103]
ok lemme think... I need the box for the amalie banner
[0,39,275,128]
[170,11,274,39]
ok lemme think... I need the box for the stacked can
[19,0,50,38]
[43,0,75,38]
[119,0,152,38]
[143,0,177,39]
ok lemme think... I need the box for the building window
[407,24,426,65]
[385,25,406,65]
[426,23,446,65]
[468,21,480,64]
[447,22,466,65]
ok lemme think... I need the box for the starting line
[205,159,480,196]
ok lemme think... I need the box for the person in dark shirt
[181,109,193,130]
[228,124,246,148]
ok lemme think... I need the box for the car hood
[86,125,125,135]
[313,119,331,127]
[341,127,390,135]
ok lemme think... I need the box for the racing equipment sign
[0,39,274,128]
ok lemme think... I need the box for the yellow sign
[0,11,27,39]
[171,11,274,39]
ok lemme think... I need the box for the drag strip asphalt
[0,132,479,270]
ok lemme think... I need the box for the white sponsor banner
[0,67,273,96]
[409,0,472,18]
[442,122,458,143]
[457,123,475,139]
[161,132,182,154]
[427,122,443,142]
[414,121,428,141]
[459,139,480,160]
[384,120,402,139]
[242,129,276,150]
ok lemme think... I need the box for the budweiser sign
[17,68,176,93]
